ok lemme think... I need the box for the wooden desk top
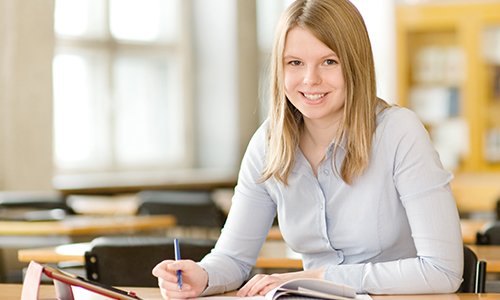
[53,169,238,195]
[461,219,487,245]
[3,283,500,300]
[18,240,303,269]
[468,245,500,273]
[1,214,176,235]
[18,242,89,263]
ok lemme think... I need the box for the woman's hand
[236,269,325,297]
[236,273,288,297]
[152,259,208,300]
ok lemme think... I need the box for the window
[53,0,190,173]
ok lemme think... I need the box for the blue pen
[174,238,182,291]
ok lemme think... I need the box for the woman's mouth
[302,93,326,100]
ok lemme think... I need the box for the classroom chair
[476,198,500,245]
[0,190,74,221]
[457,245,486,293]
[476,222,500,245]
[136,190,226,239]
[0,190,74,283]
[84,236,216,287]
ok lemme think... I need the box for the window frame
[53,0,195,174]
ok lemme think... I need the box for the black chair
[476,199,500,245]
[84,236,216,287]
[476,222,500,245]
[0,191,75,283]
[136,190,226,228]
[457,245,486,293]
[0,190,74,221]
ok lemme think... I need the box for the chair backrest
[477,198,500,245]
[0,190,74,221]
[136,190,226,228]
[477,221,500,245]
[457,245,486,293]
[84,236,216,287]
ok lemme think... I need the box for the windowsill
[52,168,238,195]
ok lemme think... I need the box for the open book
[200,279,371,300]
[265,278,362,300]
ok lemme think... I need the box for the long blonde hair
[261,0,389,186]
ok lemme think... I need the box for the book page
[263,279,371,300]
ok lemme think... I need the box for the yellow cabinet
[396,2,500,173]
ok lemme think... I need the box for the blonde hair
[261,0,389,186]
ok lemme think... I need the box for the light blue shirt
[198,106,463,295]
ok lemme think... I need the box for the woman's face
[283,26,346,126]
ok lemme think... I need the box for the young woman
[153,0,463,297]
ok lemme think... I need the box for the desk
[2,284,500,300]
[461,219,488,245]
[18,240,303,270]
[468,245,500,273]
[2,215,176,282]
[0,215,176,236]
[53,169,238,195]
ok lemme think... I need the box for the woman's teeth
[303,93,326,100]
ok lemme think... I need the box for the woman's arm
[197,121,279,296]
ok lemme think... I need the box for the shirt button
[323,170,330,175]
[319,203,324,210]
[322,238,328,244]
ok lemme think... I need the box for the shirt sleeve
[197,121,277,295]
[324,108,463,294]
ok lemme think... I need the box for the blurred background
[1,0,500,222]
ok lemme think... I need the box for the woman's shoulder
[247,119,269,148]
[241,118,270,160]
[377,105,425,132]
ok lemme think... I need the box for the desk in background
[53,169,238,196]
[18,240,302,270]
[461,219,488,245]
[1,214,176,283]
[0,214,176,236]
[2,215,176,239]
[1,214,177,250]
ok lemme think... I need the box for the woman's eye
[289,60,302,66]
[324,59,337,66]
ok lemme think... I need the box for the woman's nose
[303,67,321,86]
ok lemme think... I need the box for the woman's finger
[152,260,175,277]
[237,274,266,296]
[238,274,285,297]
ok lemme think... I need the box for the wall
[351,0,397,104]
[0,0,55,190]
[193,0,260,169]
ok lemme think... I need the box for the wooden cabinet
[396,2,500,173]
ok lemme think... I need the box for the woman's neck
[299,118,340,177]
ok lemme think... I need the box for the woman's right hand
[152,259,208,300]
